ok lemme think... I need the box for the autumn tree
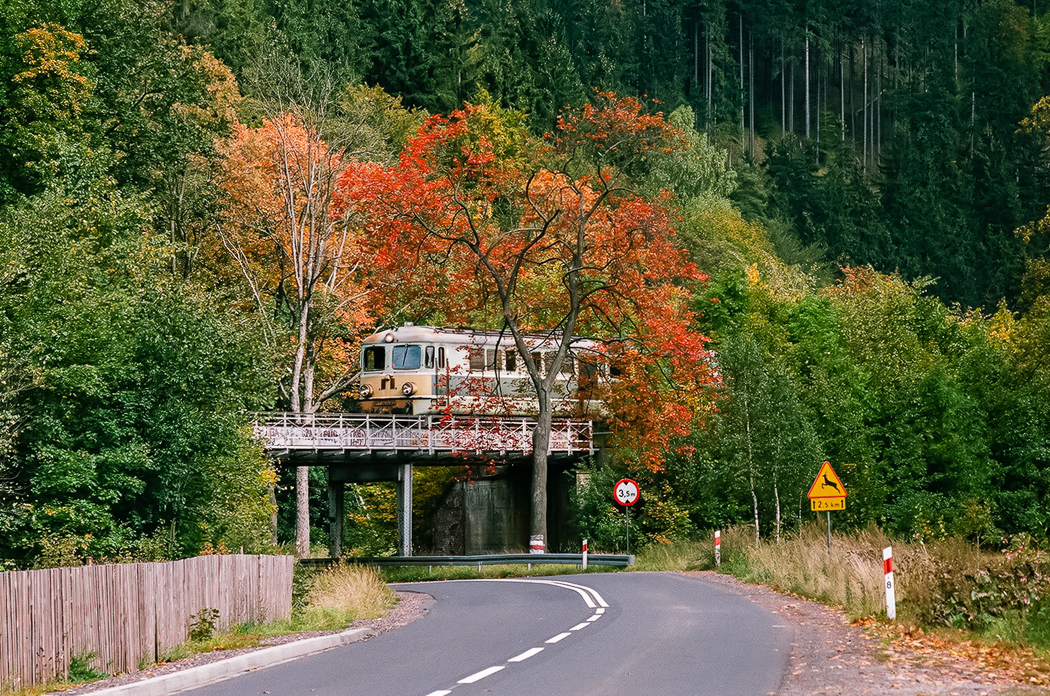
[336,93,713,552]
[214,59,373,556]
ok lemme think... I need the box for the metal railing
[298,553,634,569]
[252,413,594,455]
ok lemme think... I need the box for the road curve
[178,572,791,696]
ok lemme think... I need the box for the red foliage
[334,94,715,468]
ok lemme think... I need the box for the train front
[357,325,443,415]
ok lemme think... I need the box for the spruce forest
[2,0,1050,567]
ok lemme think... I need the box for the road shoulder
[683,571,1047,696]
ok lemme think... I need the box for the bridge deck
[253,413,594,458]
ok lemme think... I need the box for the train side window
[505,349,517,372]
[532,352,544,375]
[559,356,574,375]
[424,346,434,369]
[469,347,485,371]
[579,360,598,381]
[363,346,386,371]
[438,347,445,368]
[485,349,498,371]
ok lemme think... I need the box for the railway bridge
[253,413,595,557]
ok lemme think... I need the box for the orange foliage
[215,113,370,411]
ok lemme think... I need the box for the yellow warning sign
[807,461,847,500]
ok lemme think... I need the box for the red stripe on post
[883,557,893,575]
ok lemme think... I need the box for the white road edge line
[461,578,609,609]
[508,647,544,662]
[545,632,572,644]
[458,665,505,684]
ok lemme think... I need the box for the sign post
[613,478,640,554]
[714,530,721,569]
[807,461,847,551]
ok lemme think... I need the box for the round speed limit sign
[614,478,640,507]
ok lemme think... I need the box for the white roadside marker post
[714,530,721,569]
[582,538,588,570]
[883,546,896,620]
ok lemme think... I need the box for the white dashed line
[425,691,452,696]
[570,622,590,631]
[596,607,605,613]
[508,647,544,662]
[545,632,572,644]
[458,665,505,684]
[587,614,602,621]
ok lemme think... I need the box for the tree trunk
[863,37,868,171]
[296,466,310,556]
[781,36,786,135]
[530,393,553,552]
[739,15,745,156]
[805,26,811,139]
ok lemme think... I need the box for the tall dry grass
[305,563,397,621]
[719,523,1003,623]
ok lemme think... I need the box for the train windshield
[392,345,422,370]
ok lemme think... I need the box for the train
[357,324,608,416]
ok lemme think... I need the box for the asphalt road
[179,572,792,696]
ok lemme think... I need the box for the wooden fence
[0,554,294,691]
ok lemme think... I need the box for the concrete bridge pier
[327,470,344,559]
[397,463,413,556]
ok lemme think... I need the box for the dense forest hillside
[1,0,1049,566]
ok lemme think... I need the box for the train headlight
[360,384,374,398]
[401,382,416,396]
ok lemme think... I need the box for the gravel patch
[685,571,1049,696]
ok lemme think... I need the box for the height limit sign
[614,478,640,507]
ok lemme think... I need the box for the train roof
[362,324,602,349]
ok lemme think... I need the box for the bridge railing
[252,413,594,455]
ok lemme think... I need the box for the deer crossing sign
[807,461,847,511]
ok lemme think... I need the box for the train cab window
[505,349,517,372]
[392,345,421,370]
[424,346,435,369]
[363,346,386,371]
[438,347,446,368]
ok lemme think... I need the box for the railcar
[357,324,607,416]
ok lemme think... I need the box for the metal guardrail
[253,413,594,456]
[298,553,634,569]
